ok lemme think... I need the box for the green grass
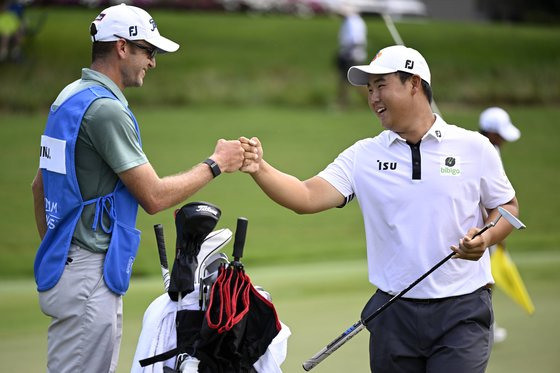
[1,8,559,111]
[1,252,559,372]
[3,104,560,278]
[2,8,558,276]
[1,7,560,372]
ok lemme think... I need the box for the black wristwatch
[203,158,221,178]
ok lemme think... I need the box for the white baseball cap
[348,45,431,86]
[479,107,521,142]
[90,3,179,53]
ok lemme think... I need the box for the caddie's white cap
[348,45,431,86]
[90,3,179,53]
[479,107,521,142]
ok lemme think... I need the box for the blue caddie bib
[34,85,142,295]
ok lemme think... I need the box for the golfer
[240,45,520,372]
[31,4,256,372]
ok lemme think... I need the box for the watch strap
[203,158,221,178]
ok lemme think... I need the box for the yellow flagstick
[491,244,535,315]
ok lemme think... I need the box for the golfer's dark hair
[397,71,433,104]
[91,41,116,63]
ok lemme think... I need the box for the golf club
[232,217,248,268]
[154,224,170,292]
[302,207,526,371]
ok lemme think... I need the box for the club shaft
[367,252,456,323]
[161,267,170,292]
[364,222,493,322]
[472,221,493,239]
[303,252,455,371]
[302,321,365,371]
[302,222,500,370]
[381,13,441,116]
[360,224,495,325]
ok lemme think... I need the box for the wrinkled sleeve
[84,98,148,174]
[317,144,357,207]
[479,138,516,209]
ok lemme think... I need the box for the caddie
[31,4,256,372]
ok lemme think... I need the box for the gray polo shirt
[51,68,148,252]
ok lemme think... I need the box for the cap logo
[405,60,414,69]
[129,26,138,37]
[149,18,157,31]
[94,13,105,22]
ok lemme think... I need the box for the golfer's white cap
[479,107,521,142]
[348,45,431,86]
[90,3,179,53]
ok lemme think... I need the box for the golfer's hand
[239,136,262,174]
[451,227,488,261]
[210,139,245,173]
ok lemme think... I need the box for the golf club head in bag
[199,252,229,311]
[168,202,221,301]
[194,218,282,373]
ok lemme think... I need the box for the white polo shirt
[318,114,515,298]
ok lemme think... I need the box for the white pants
[39,244,123,373]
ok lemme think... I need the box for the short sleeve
[83,98,148,173]
[479,138,516,209]
[317,144,357,205]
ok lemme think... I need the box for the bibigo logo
[440,156,461,176]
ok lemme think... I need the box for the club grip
[471,223,492,239]
[154,224,168,269]
[232,217,248,261]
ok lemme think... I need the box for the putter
[302,207,526,371]
[497,206,526,230]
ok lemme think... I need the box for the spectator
[479,106,521,154]
[334,4,367,109]
[479,106,521,343]
[0,0,25,62]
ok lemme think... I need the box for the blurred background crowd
[2,0,559,65]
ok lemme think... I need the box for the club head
[498,206,526,230]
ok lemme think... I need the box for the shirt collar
[385,113,448,146]
[423,113,447,143]
[81,68,129,107]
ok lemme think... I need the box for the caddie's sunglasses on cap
[114,35,157,59]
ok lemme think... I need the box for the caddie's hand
[450,227,488,261]
[210,139,245,173]
[239,136,262,174]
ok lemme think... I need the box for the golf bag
[196,261,282,372]
[134,202,289,373]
